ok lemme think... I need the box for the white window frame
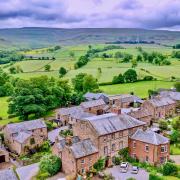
[81,159,85,164]
[133,141,136,148]
[145,144,149,152]
[161,145,167,153]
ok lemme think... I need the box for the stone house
[80,99,107,115]
[128,108,153,126]
[84,92,109,104]
[142,97,176,121]
[56,106,94,127]
[52,137,98,176]
[3,119,47,155]
[73,113,146,166]
[129,129,169,165]
[108,94,143,108]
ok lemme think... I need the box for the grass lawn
[170,144,180,155]
[0,97,20,125]
[163,176,180,180]
[100,81,175,98]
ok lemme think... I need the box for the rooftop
[131,129,169,145]
[58,106,83,116]
[80,99,105,109]
[159,91,180,101]
[84,92,107,100]
[128,108,152,118]
[14,131,32,144]
[6,119,46,134]
[148,97,175,107]
[0,169,18,180]
[70,138,98,159]
[84,113,146,135]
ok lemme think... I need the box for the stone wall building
[129,129,170,165]
[73,113,146,166]
[0,147,9,163]
[142,97,176,121]
[128,108,153,126]
[52,137,98,176]
[108,94,143,108]
[3,119,47,155]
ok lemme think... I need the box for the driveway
[16,163,39,180]
[105,165,149,180]
[170,155,180,165]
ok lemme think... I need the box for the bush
[162,162,178,176]
[112,156,121,165]
[39,141,51,152]
[159,120,168,130]
[126,178,136,180]
[149,173,163,180]
[93,158,105,172]
[39,155,61,176]
[143,76,154,81]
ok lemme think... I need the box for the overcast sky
[0,0,180,30]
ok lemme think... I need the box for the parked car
[131,166,139,174]
[120,162,129,173]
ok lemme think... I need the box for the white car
[131,166,139,174]
[120,162,129,173]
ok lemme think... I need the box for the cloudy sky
[0,0,180,30]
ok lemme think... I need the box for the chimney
[65,136,72,146]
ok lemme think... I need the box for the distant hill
[0,27,180,49]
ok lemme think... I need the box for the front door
[0,155,5,163]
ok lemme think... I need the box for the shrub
[39,154,61,176]
[149,173,163,180]
[118,147,129,160]
[59,67,67,77]
[159,120,168,130]
[112,156,121,165]
[162,162,178,176]
[126,178,136,180]
[93,158,105,172]
[143,76,154,81]
[39,141,51,152]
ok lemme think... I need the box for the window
[145,156,149,162]
[119,141,123,149]
[111,134,115,140]
[112,143,116,152]
[133,141,136,148]
[145,144,149,152]
[81,159,85,164]
[161,145,167,153]
[119,131,123,137]
[81,169,85,174]
[103,136,107,142]
[89,107,91,111]
[30,138,35,145]
[104,146,108,155]
[133,154,136,159]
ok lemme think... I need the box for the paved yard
[16,163,39,180]
[170,155,180,165]
[105,165,149,180]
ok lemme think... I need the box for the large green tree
[123,69,137,83]
[8,76,71,120]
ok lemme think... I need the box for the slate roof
[84,92,107,100]
[13,131,32,144]
[131,129,169,145]
[56,136,80,150]
[148,97,175,107]
[70,138,98,159]
[0,169,18,180]
[70,111,95,120]
[84,113,146,135]
[6,119,46,134]
[58,106,83,116]
[108,94,143,103]
[160,91,180,101]
[80,99,106,109]
[128,108,152,118]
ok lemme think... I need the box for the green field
[100,81,175,98]
[0,97,20,125]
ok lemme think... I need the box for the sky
[0,0,180,30]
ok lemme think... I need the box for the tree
[9,66,17,74]
[72,73,87,92]
[39,154,61,176]
[159,120,168,130]
[8,76,71,120]
[170,130,180,144]
[59,67,67,77]
[136,54,143,61]
[174,82,180,92]
[93,158,105,171]
[83,74,99,93]
[172,117,180,130]
[44,64,51,71]
[123,69,137,83]
[69,51,75,59]
[112,73,124,84]
[131,59,138,68]
[162,162,178,176]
